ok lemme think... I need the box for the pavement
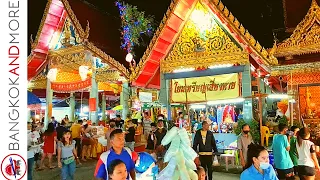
[32,160,240,180]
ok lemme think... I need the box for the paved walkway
[33,160,240,180]
[212,172,240,180]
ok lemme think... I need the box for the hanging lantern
[126,53,133,62]
[47,68,58,82]
[79,66,89,81]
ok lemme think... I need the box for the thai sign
[51,78,91,92]
[171,73,240,102]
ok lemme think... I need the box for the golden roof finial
[311,0,319,7]
[269,40,277,57]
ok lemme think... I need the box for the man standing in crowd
[70,120,83,159]
[237,124,253,169]
[125,119,136,151]
[106,120,116,150]
[50,116,58,129]
[115,115,124,129]
[272,123,295,180]
[193,121,218,180]
[95,129,136,180]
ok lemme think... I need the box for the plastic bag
[161,127,178,146]
[185,157,197,170]
[188,168,198,180]
[181,143,198,161]
[178,128,191,146]
[161,157,176,177]
[172,170,180,180]
[213,155,219,166]
[164,136,180,162]
[176,150,190,180]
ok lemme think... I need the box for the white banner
[139,92,153,102]
[0,0,27,180]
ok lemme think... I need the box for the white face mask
[259,162,270,170]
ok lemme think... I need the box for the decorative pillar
[120,82,130,120]
[45,78,53,129]
[69,93,75,122]
[101,92,107,120]
[89,57,98,123]
[242,64,253,122]
[159,73,171,120]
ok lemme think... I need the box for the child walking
[57,130,80,180]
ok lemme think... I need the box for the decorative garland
[115,1,154,53]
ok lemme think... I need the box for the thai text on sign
[171,73,240,103]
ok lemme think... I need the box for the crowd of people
[27,113,320,180]
[239,123,320,180]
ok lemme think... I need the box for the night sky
[28,0,290,64]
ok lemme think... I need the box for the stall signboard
[139,92,153,102]
[171,73,240,103]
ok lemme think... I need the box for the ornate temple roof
[132,0,278,89]
[271,0,320,76]
[273,0,320,58]
[283,0,320,32]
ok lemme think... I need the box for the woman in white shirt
[296,127,320,180]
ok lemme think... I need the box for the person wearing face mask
[237,124,253,169]
[240,143,278,180]
[272,123,295,180]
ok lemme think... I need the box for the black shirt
[125,126,135,142]
[155,128,167,146]
[115,119,124,129]
[192,129,218,153]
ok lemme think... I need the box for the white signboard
[139,92,153,102]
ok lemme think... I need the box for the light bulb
[126,53,133,62]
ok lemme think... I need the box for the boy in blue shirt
[272,123,295,180]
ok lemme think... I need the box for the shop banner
[171,73,239,103]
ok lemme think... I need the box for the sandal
[49,166,56,169]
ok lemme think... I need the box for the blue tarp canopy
[27,91,41,110]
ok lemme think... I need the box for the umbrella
[27,91,41,110]
[112,105,123,111]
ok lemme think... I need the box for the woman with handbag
[57,130,81,180]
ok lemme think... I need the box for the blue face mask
[259,162,270,170]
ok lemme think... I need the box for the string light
[115,1,153,53]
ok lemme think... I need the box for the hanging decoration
[47,68,58,82]
[51,78,91,92]
[79,66,90,81]
[115,1,154,53]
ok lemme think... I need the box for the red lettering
[8,46,19,55]
[9,66,19,76]
[9,56,19,65]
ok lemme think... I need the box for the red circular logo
[1,154,27,180]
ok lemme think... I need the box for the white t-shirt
[27,131,42,159]
[296,140,315,167]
